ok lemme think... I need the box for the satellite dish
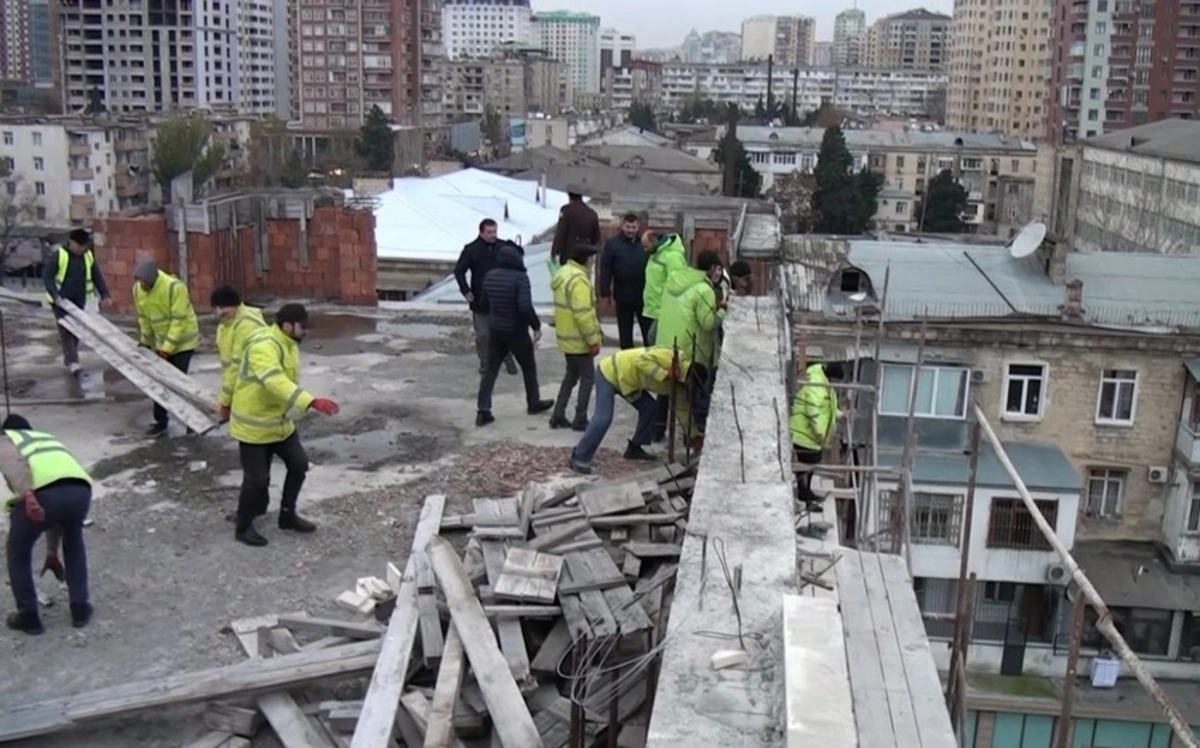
[1008,221,1047,259]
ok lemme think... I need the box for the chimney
[1036,238,1068,285]
[1062,279,1084,320]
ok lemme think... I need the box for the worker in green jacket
[640,231,688,334]
[790,362,846,506]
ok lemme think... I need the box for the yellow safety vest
[134,270,200,355]
[3,429,92,504]
[217,304,267,407]
[44,247,95,303]
[551,261,601,355]
[229,325,315,445]
[790,364,841,450]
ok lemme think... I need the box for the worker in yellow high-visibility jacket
[133,259,199,437]
[42,228,112,373]
[549,243,602,431]
[790,361,846,506]
[210,285,267,422]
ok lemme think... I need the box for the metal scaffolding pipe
[971,403,1200,748]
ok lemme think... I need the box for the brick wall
[92,207,377,312]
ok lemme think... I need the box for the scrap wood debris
[0,461,698,748]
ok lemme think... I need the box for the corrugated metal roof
[719,126,1036,152]
[1082,118,1200,166]
[878,441,1081,492]
[579,145,720,173]
[1075,541,1200,611]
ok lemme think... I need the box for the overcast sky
[531,1,954,49]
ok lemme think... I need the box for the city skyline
[528,0,954,48]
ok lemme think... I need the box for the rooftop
[880,7,953,21]
[714,126,1036,152]
[1082,119,1200,166]
[578,144,721,174]
[478,145,604,173]
[577,125,674,148]
[877,441,1081,493]
[511,164,708,198]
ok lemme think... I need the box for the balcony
[1178,420,1200,465]
[115,171,143,197]
[114,137,146,153]
[68,141,91,156]
[70,167,92,180]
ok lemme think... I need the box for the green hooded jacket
[642,234,687,320]
[653,266,725,368]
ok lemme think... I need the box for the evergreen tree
[812,125,879,234]
[714,136,762,198]
[481,105,504,146]
[629,102,657,132]
[356,105,395,174]
[753,96,767,123]
[917,169,969,232]
[279,150,309,188]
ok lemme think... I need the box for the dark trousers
[689,364,716,435]
[553,353,595,422]
[7,479,91,614]
[153,349,195,428]
[52,305,80,367]
[615,302,652,350]
[794,446,823,503]
[477,330,541,413]
[236,433,309,524]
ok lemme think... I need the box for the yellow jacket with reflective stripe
[3,429,91,504]
[598,346,691,398]
[230,325,315,444]
[134,270,199,355]
[217,305,267,407]
[551,261,601,354]
[44,247,96,303]
[790,363,841,450]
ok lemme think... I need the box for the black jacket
[43,247,110,305]
[599,233,648,306]
[481,245,540,334]
[551,200,601,263]
[454,237,524,313]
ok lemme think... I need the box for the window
[983,581,1017,602]
[33,157,43,171]
[987,498,1057,549]
[1,132,10,145]
[1004,363,1046,418]
[1188,482,1200,533]
[34,181,44,195]
[1086,468,1126,518]
[880,491,964,546]
[32,132,42,146]
[1096,369,1138,424]
[896,155,906,169]
[879,364,969,418]
[895,201,908,214]
[35,207,45,220]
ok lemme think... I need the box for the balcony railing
[1177,420,1200,464]
[70,167,92,180]
[68,141,91,156]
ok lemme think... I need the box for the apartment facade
[680,29,741,64]
[532,11,599,96]
[661,63,949,118]
[740,14,816,67]
[946,0,1053,139]
[833,9,867,67]
[1045,0,1200,144]
[443,47,566,119]
[864,8,951,71]
[0,0,56,89]
[442,0,532,61]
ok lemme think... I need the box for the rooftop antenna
[1007,221,1047,259]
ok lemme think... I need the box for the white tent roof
[414,242,557,307]
[372,168,570,262]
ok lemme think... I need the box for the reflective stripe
[230,411,287,428]
[283,385,305,412]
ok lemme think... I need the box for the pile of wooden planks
[0,463,696,748]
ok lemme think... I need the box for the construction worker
[568,346,691,475]
[42,228,112,373]
[1,414,93,635]
[211,285,267,420]
[133,259,200,436]
[549,243,602,431]
[640,231,688,442]
[230,303,339,547]
[791,362,846,507]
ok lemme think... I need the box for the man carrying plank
[133,259,200,437]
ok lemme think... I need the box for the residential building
[946,0,1053,139]
[864,8,951,71]
[680,29,742,65]
[1051,119,1200,256]
[575,143,721,192]
[660,63,948,119]
[740,15,817,67]
[442,46,566,119]
[532,11,600,96]
[1045,0,1200,144]
[442,0,533,61]
[812,42,833,68]
[782,233,1200,684]
[602,60,662,112]
[833,9,867,67]
[0,0,57,92]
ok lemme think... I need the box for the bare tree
[0,172,40,260]
[767,169,819,234]
[1074,170,1191,254]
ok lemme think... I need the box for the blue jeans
[7,479,91,614]
[571,372,657,465]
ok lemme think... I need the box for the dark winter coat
[550,200,601,263]
[454,237,524,313]
[599,232,648,307]
[481,245,540,335]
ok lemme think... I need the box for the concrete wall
[91,207,378,312]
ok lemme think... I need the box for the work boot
[568,455,592,475]
[6,610,44,636]
[279,511,317,533]
[548,414,571,429]
[146,422,168,437]
[235,520,269,547]
[623,442,655,462]
[476,411,495,427]
[571,416,589,432]
[527,399,554,415]
[70,602,93,629]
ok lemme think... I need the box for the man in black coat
[475,245,554,427]
[599,212,651,349]
[454,218,519,376]
[550,185,601,265]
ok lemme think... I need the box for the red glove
[157,350,171,359]
[41,554,65,581]
[218,405,231,421]
[310,398,339,416]
[589,344,600,357]
[23,492,44,522]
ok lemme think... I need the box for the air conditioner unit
[1148,466,1170,484]
[1046,563,1069,585]
[970,368,989,384]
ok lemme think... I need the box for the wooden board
[274,615,382,640]
[623,542,682,559]
[529,620,573,674]
[588,513,683,528]
[524,520,590,553]
[576,482,645,518]
[476,500,531,683]
[424,627,465,748]
[414,510,446,667]
[493,548,563,604]
[427,536,545,748]
[350,494,446,748]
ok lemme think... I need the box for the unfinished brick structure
[91,196,378,313]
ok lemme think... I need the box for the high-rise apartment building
[443,45,565,118]
[740,15,817,67]
[946,0,1053,138]
[864,8,950,70]
[442,0,532,60]
[533,11,600,95]
[599,27,634,106]
[0,0,56,85]
[1045,0,1200,143]
[833,8,867,67]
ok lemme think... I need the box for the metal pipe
[895,319,927,556]
[1055,597,1088,748]
[946,418,981,724]
[868,265,890,549]
[0,311,9,416]
[972,403,1200,748]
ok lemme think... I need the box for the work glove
[157,350,170,359]
[310,398,340,416]
[41,553,65,582]
[589,344,601,357]
[23,492,44,522]
[218,405,230,421]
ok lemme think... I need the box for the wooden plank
[483,605,562,618]
[524,520,590,553]
[424,627,465,748]
[530,619,573,674]
[542,537,603,555]
[622,554,641,581]
[275,615,382,640]
[204,703,263,737]
[427,536,545,748]
[531,509,587,528]
[493,548,564,604]
[518,486,539,538]
[473,498,519,525]
[588,513,683,528]
[415,508,445,667]
[576,482,645,518]
[477,518,531,683]
[349,494,446,748]
[185,731,240,748]
[858,551,921,746]
[624,542,682,559]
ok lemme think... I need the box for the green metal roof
[878,441,1081,493]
